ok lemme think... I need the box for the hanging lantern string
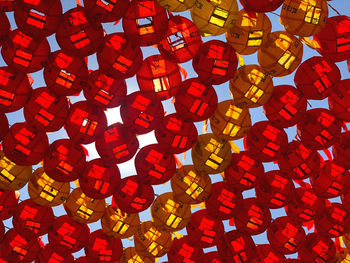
[269,12,280,17]
[328,3,341,16]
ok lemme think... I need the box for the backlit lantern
[252,244,286,263]
[257,31,303,77]
[83,0,130,22]
[0,151,32,191]
[296,108,341,150]
[122,0,169,46]
[167,236,205,263]
[12,199,54,240]
[28,167,70,207]
[192,133,232,174]
[245,121,288,162]
[44,50,89,96]
[210,100,251,141]
[85,230,123,262]
[113,176,154,214]
[23,87,69,132]
[256,170,295,209]
[205,182,243,220]
[3,122,49,166]
[134,221,172,258]
[314,16,350,62]
[0,189,19,220]
[158,15,201,63]
[233,197,271,236]
[0,114,8,141]
[0,13,10,46]
[263,85,307,128]
[120,247,155,263]
[170,165,212,205]
[65,101,107,144]
[156,0,195,12]
[151,192,191,232]
[14,0,63,38]
[328,79,350,121]
[95,123,139,164]
[186,209,225,248]
[64,187,105,224]
[239,0,285,12]
[333,131,350,170]
[135,144,176,185]
[84,70,127,109]
[137,55,182,101]
[192,40,238,85]
[97,33,143,79]
[120,91,164,135]
[101,205,140,239]
[79,158,121,199]
[280,0,328,37]
[1,29,50,73]
[229,64,274,109]
[294,56,341,100]
[35,245,74,263]
[48,215,90,253]
[154,113,198,154]
[277,140,321,180]
[226,10,272,55]
[174,78,218,122]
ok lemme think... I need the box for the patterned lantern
[333,131,350,170]
[0,189,19,220]
[239,0,285,12]
[35,245,74,263]
[83,0,130,22]
[298,233,336,262]
[167,236,205,262]
[120,247,155,263]
[0,12,10,46]
[328,79,350,121]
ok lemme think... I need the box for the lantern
[0,189,19,220]
[167,236,205,262]
[239,0,285,13]
[333,131,350,170]
[210,100,251,141]
[83,0,130,23]
[35,245,74,263]
[28,167,70,207]
[229,64,274,109]
[0,114,8,142]
[252,244,286,263]
[328,79,350,121]
[226,10,272,55]
[156,0,195,12]
[257,31,303,77]
[203,252,223,263]
[120,247,155,263]
[0,13,10,46]
[0,0,15,12]
[151,192,191,232]
[192,40,238,85]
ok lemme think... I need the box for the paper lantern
[83,0,130,22]
[252,244,286,263]
[210,100,251,141]
[151,192,191,232]
[226,10,272,55]
[0,189,19,220]
[229,64,274,108]
[0,13,10,46]
[170,165,212,205]
[333,131,350,170]
[34,245,74,263]
[120,247,155,263]
[156,0,195,12]
[192,40,238,85]
[239,0,285,12]
[79,158,121,199]
[167,236,205,263]
[0,114,8,142]
[257,31,303,77]
[28,167,70,207]
[328,79,350,121]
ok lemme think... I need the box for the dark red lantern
[0,12,10,46]
[333,131,350,169]
[252,244,286,263]
[167,236,205,263]
[239,0,285,12]
[0,0,15,12]
[34,245,74,263]
[0,114,8,141]
[83,0,130,23]
[204,252,223,263]
[0,220,4,241]
[0,189,19,220]
[328,79,350,121]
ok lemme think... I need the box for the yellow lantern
[156,0,195,12]
[119,247,155,263]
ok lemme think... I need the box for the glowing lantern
[167,236,205,262]
[83,0,130,22]
[298,233,336,262]
[239,0,285,13]
[328,79,350,121]
[333,131,350,170]
[35,245,74,263]
[252,244,286,263]
[0,13,10,46]
[0,189,19,220]
[120,247,155,263]
[156,0,195,12]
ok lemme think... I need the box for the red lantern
[34,245,74,263]
[167,236,205,263]
[328,79,350,121]
[0,0,15,12]
[83,0,130,23]
[0,13,10,46]
[203,252,223,263]
[252,244,286,263]
[23,87,69,132]
[43,139,86,182]
[239,0,285,13]
[0,189,19,220]
[333,131,350,169]
[192,40,238,85]
[0,114,8,141]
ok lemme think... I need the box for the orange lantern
[119,247,155,263]
[156,0,195,12]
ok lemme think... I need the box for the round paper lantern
[158,15,201,63]
[137,55,182,101]
[0,13,10,46]
[333,131,350,170]
[84,70,127,109]
[192,40,238,85]
[192,133,232,174]
[245,121,288,162]
[167,236,205,263]
[233,197,271,236]
[83,0,130,22]
[328,79,350,121]
[48,215,90,253]
[0,113,8,142]
[134,221,172,258]
[113,176,154,214]
[296,108,342,150]
[1,29,50,73]
[154,113,198,154]
[314,15,350,62]
[229,64,274,109]
[95,123,139,164]
[64,187,105,224]
[252,244,286,263]
[239,0,285,12]
[257,31,303,77]
[174,78,218,122]
[151,192,191,232]
[263,85,307,128]
[122,0,169,46]
[120,247,155,263]
[85,229,123,262]
[101,205,140,239]
[23,87,69,132]
[44,50,89,96]
[171,165,212,205]
[14,0,63,38]
[28,167,70,207]
[226,10,272,55]
[205,182,243,220]
[79,158,121,199]
[0,189,19,220]
[156,0,195,12]
[210,100,251,141]
[294,56,341,100]
[120,91,164,135]
[186,209,225,248]
[34,245,74,263]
